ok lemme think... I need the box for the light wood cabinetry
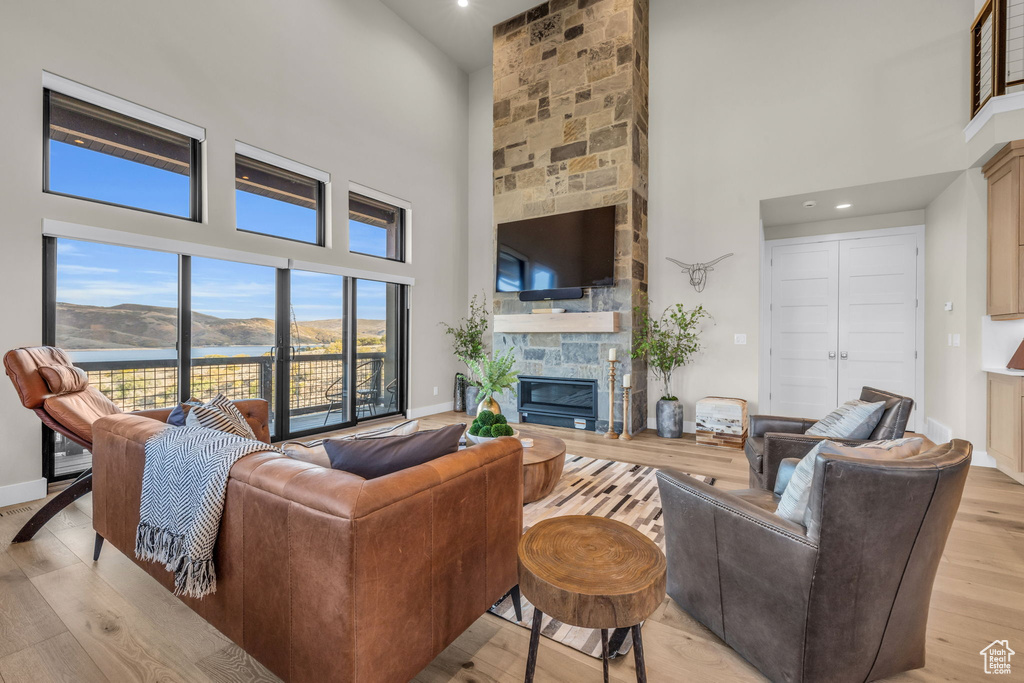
[983,141,1024,320]
[986,372,1024,484]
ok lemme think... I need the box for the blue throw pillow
[166,397,202,426]
[806,400,886,439]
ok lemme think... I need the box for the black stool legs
[523,613,647,683]
[524,608,543,683]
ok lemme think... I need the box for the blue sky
[51,142,390,322]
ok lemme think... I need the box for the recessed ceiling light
[802,200,817,208]
[73,139,85,144]
[458,0,468,6]
[241,175,249,180]
[835,203,852,209]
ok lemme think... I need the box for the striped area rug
[488,455,715,659]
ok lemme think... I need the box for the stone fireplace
[491,0,650,434]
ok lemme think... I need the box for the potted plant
[632,296,709,438]
[465,348,520,416]
[441,294,489,414]
[465,410,518,444]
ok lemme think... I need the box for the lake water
[69,346,275,362]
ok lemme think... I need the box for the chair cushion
[38,364,90,395]
[324,423,464,479]
[806,400,886,439]
[282,420,419,468]
[728,488,781,513]
[775,437,924,525]
[43,387,121,444]
[185,394,257,438]
[744,436,764,472]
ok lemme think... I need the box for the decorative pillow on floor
[324,423,465,479]
[806,399,886,439]
[282,420,419,468]
[184,394,256,439]
[775,437,925,525]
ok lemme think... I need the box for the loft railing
[973,0,1024,117]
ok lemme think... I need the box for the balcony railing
[77,351,388,415]
[973,0,1024,116]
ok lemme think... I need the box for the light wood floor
[0,412,1020,682]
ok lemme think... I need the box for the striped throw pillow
[806,400,886,439]
[185,394,256,439]
[774,440,830,524]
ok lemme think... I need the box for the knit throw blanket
[136,426,279,598]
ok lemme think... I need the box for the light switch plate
[734,334,747,345]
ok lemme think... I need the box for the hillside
[55,302,386,350]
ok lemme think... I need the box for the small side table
[517,516,666,683]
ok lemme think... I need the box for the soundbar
[518,287,584,302]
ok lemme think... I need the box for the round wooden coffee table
[517,515,666,683]
[519,433,566,504]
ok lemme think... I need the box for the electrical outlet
[734,334,747,345]
[944,301,953,311]
[952,334,961,347]
[433,386,439,396]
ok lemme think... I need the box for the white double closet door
[767,229,922,431]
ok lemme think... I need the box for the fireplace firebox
[518,376,598,430]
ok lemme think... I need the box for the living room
[0,0,1020,681]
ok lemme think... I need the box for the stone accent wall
[492,0,649,433]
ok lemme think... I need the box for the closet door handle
[828,351,836,359]
[840,352,848,360]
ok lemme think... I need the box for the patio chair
[323,359,384,423]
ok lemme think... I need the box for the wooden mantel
[493,312,620,334]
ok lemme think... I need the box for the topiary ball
[493,414,508,425]
[479,425,493,438]
[468,423,481,436]
[492,423,514,437]
[476,411,496,427]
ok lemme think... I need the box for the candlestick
[604,359,619,439]
[608,347,617,362]
[621,385,633,440]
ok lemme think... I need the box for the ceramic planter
[453,374,467,412]
[477,396,501,415]
[656,398,684,438]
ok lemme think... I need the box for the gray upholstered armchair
[656,440,971,683]
[745,387,915,489]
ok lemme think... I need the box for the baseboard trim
[971,449,997,469]
[0,477,47,508]
[407,401,454,419]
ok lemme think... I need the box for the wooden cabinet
[983,141,1024,320]
[987,372,1024,484]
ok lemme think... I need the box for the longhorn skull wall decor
[666,253,734,293]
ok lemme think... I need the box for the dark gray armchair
[745,387,915,489]
[656,440,971,683]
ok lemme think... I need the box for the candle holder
[621,385,633,440]
[604,360,619,439]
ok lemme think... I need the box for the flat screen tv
[495,206,616,294]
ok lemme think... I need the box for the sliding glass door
[45,237,408,479]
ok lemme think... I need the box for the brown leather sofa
[656,440,972,683]
[91,410,523,683]
[745,387,915,489]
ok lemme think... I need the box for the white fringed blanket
[136,426,278,598]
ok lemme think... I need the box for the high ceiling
[380,0,540,72]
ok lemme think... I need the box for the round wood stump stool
[517,515,666,683]
[520,433,566,504]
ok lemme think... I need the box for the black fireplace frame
[517,375,599,430]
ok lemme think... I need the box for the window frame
[234,143,330,247]
[42,88,204,222]
[348,185,409,263]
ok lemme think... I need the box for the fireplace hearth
[518,376,598,430]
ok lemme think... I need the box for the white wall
[765,210,925,242]
[0,0,469,496]
[467,67,495,310]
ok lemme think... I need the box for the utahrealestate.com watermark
[981,640,1015,675]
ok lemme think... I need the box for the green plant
[441,293,489,381]
[493,414,508,425]
[468,422,482,436]
[490,423,514,437]
[479,425,493,438]
[631,295,710,401]
[476,411,496,427]
[466,349,520,402]
[469,411,515,438]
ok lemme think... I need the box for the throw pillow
[775,437,925,525]
[324,423,465,479]
[806,400,886,439]
[282,421,419,468]
[185,394,256,439]
[167,397,203,427]
[38,364,90,395]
